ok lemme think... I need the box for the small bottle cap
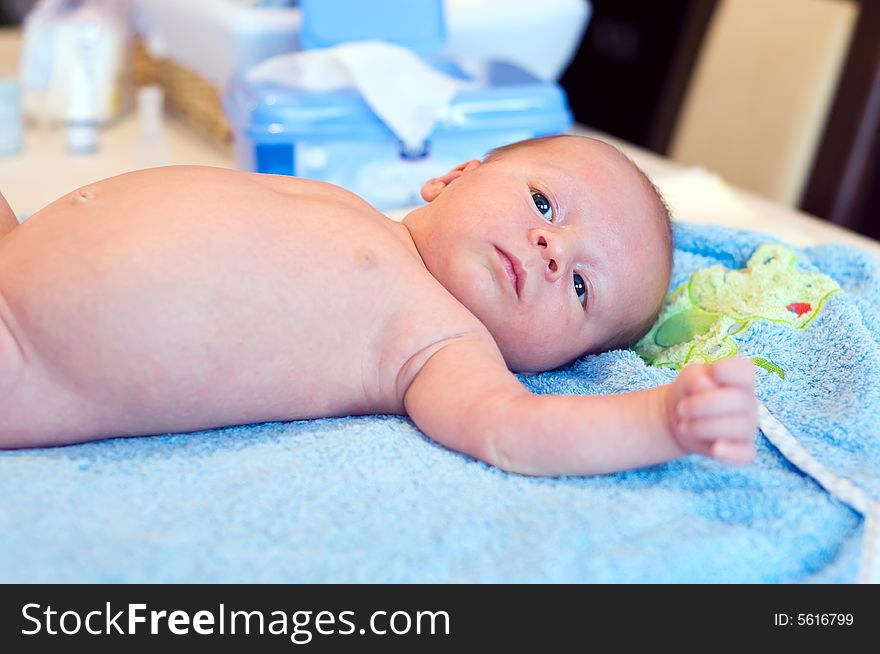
[66,121,99,155]
[138,85,164,121]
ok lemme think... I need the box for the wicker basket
[132,38,233,147]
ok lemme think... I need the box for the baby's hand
[667,358,758,464]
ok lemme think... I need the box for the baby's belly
[0,169,408,434]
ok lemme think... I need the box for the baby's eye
[573,272,587,305]
[532,192,553,221]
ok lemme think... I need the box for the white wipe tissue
[246,41,468,150]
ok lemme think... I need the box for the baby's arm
[404,338,757,476]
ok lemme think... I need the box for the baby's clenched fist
[667,358,758,464]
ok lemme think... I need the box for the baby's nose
[530,228,568,281]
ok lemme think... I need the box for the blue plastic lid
[299,0,446,55]
[224,62,572,143]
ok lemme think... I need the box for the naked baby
[0,135,758,475]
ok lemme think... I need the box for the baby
[0,135,757,475]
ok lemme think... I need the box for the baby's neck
[398,205,433,270]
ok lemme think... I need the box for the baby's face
[404,136,671,372]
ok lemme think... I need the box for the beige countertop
[0,112,234,215]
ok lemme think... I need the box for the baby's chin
[494,335,581,374]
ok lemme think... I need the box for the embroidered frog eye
[532,192,553,221]
[573,272,587,305]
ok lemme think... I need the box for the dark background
[558,0,880,240]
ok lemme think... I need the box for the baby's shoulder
[251,173,489,334]
[252,172,375,212]
[376,264,492,362]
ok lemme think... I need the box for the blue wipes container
[222,0,574,210]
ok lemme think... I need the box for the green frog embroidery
[634,243,840,378]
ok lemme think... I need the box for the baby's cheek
[502,320,582,372]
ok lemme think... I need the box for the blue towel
[1,222,878,583]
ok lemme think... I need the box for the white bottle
[135,85,170,169]
[65,39,100,155]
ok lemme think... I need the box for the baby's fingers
[712,440,757,465]
[676,362,716,396]
[680,414,757,444]
[678,387,756,421]
[709,357,755,390]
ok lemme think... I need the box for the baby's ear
[420,160,481,202]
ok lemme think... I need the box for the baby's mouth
[494,247,522,299]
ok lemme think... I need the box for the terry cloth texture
[1,222,878,583]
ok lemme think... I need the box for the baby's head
[402,135,673,372]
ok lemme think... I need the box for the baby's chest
[282,238,484,398]
[260,220,417,328]
[249,225,470,398]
